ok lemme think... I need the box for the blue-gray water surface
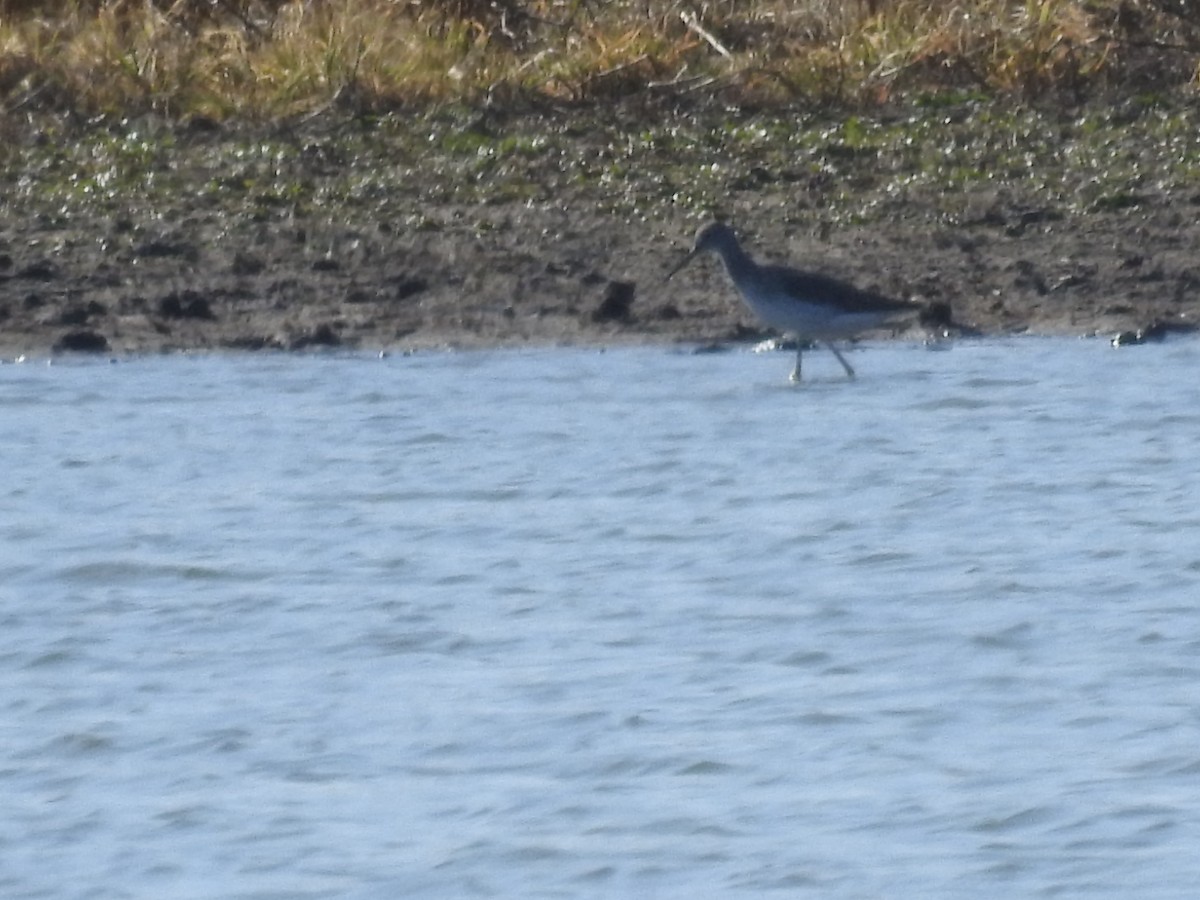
[4,339,1200,899]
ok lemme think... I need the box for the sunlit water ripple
[4,338,1200,898]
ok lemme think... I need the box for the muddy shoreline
[2,104,1197,358]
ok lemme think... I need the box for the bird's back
[735,262,913,339]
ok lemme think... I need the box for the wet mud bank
[2,103,1197,358]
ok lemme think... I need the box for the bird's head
[665,221,738,281]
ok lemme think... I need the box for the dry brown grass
[0,0,1196,119]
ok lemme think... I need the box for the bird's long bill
[663,250,696,283]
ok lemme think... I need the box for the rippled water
[4,339,1200,898]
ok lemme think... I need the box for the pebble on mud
[591,280,636,324]
[288,322,342,350]
[158,291,216,320]
[1111,318,1198,347]
[53,330,110,353]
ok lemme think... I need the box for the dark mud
[2,102,1197,357]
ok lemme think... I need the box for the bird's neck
[715,241,755,282]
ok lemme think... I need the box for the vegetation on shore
[7,97,1200,231]
[0,0,1198,120]
[3,1,1200,354]
[4,0,1199,271]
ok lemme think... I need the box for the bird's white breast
[740,285,890,339]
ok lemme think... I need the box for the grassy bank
[1,1,1198,120]
[8,98,1200,228]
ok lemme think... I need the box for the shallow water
[4,339,1200,898]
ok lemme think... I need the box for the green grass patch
[9,97,1199,239]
